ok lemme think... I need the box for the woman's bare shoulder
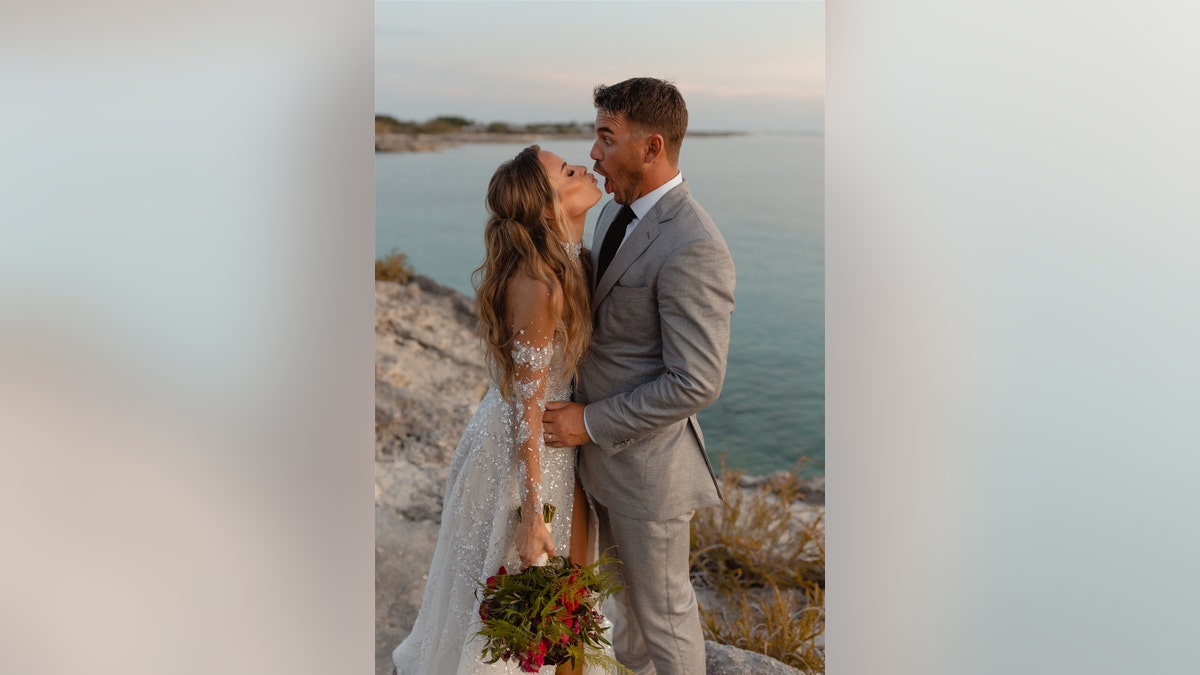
[504,263,561,324]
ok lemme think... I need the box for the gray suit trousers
[595,500,705,675]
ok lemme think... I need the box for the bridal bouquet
[475,507,627,672]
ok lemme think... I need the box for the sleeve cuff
[582,406,596,446]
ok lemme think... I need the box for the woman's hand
[514,517,556,568]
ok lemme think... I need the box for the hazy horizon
[376,1,825,134]
[373,112,824,136]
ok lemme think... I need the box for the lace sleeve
[506,274,559,522]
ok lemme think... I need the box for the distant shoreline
[375,130,748,153]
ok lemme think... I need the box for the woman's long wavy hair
[472,145,592,402]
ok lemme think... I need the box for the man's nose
[589,142,602,161]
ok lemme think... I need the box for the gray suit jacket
[577,181,735,521]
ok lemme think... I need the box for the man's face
[590,111,646,205]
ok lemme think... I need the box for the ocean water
[376,134,824,475]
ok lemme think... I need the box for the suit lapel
[592,182,690,312]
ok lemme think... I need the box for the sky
[376,1,825,133]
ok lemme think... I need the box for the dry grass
[691,463,825,672]
[691,468,824,592]
[700,584,824,673]
[376,249,414,283]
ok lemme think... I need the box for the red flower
[564,584,588,612]
[519,640,548,672]
[486,566,509,591]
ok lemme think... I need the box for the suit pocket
[609,284,653,304]
[601,285,658,342]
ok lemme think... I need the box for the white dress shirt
[613,171,684,248]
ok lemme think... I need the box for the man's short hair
[593,77,689,164]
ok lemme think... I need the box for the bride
[393,145,603,674]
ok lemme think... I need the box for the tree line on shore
[375,114,592,136]
[376,114,743,138]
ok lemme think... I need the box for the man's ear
[643,134,664,164]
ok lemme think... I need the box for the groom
[542,77,736,674]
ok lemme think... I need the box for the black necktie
[596,205,636,283]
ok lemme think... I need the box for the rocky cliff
[374,276,814,674]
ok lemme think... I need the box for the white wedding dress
[393,332,597,675]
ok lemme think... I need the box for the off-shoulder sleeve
[507,274,558,518]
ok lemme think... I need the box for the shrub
[376,249,414,283]
[700,584,825,673]
[691,467,825,592]
[691,462,825,673]
[420,115,473,134]
[375,115,420,135]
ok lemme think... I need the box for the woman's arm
[506,270,559,566]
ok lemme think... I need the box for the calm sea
[376,134,824,476]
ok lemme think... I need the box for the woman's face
[538,150,602,225]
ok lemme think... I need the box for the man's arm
[584,234,735,453]
[542,400,590,447]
